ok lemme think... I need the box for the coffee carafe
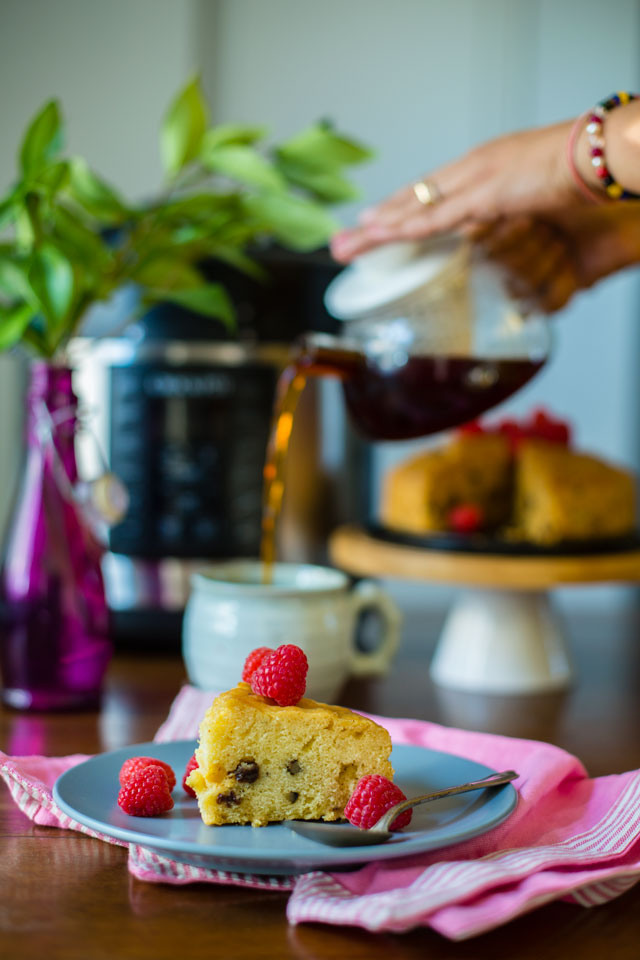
[305,236,551,441]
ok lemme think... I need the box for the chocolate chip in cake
[288,792,299,803]
[232,760,260,783]
[217,791,241,806]
[286,759,301,776]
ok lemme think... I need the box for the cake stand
[328,524,640,695]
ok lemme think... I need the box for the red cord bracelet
[566,112,605,204]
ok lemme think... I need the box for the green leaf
[0,257,36,304]
[19,100,63,179]
[15,207,36,249]
[0,195,19,231]
[241,192,339,251]
[68,158,128,223]
[205,244,266,280]
[21,323,50,357]
[147,283,234,327]
[33,160,69,195]
[276,157,359,203]
[161,76,209,177]
[14,192,43,251]
[277,123,373,170]
[133,255,205,292]
[202,124,267,151]
[201,144,285,190]
[51,205,109,268]
[151,192,240,224]
[0,301,35,350]
[28,243,75,323]
[0,184,24,228]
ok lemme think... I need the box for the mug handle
[349,579,402,677]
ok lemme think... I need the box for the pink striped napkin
[3,685,640,940]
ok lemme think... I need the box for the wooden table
[2,605,640,959]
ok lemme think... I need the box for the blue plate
[53,740,517,876]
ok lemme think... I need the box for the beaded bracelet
[567,92,640,202]
[586,92,640,199]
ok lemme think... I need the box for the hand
[331,121,585,263]
[470,217,579,314]
[471,205,640,314]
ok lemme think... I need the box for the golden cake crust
[188,683,394,826]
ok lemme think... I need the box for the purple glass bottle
[0,361,112,710]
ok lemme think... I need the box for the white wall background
[1,0,639,611]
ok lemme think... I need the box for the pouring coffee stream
[259,239,551,585]
[260,341,354,585]
[260,364,306,583]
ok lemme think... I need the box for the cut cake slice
[513,439,637,544]
[380,431,512,534]
[187,682,394,826]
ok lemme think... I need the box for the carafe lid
[324,236,468,320]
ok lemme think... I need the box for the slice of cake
[187,682,393,826]
[513,439,637,544]
[380,431,512,534]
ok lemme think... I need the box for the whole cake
[380,410,637,545]
[187,681,394,827]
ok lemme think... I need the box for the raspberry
[496,418,526,452]
[344,774,412,831]
[458,420,485,436]
[242,646,274,683]
[183,752,198,797]
[448,503,484,534]
[527,408,571,446]
[117,763,175,817]
[550,422,570,445]
[119,756,176,791]
[250,644,308,706]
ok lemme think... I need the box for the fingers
[331,151,509,263]
[330,139,509,262]
[473,217,580,314]
[331,159,466,261]
[357,182,419,228]
[331,185,480,262]
[331,123,582,264]
[537,268,579,312]
[330,185,430,261]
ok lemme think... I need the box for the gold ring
[412,179,442,206]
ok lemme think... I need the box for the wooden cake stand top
[328,525,640,591]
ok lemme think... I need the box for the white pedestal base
[430,589,572,694]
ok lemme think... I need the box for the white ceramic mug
[182,560,402,703]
